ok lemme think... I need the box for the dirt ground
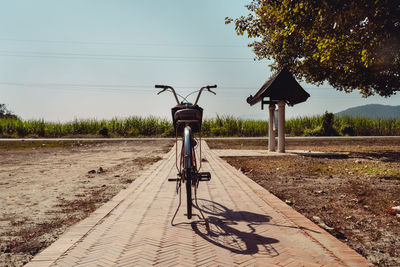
[207,138,400,267]
[0,140,173,267]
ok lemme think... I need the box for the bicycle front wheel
[183,126,193,219]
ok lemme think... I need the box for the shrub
[321,112,338,136]
[161,125,175,137]
[99,127,109,137]
[211,126,228,136]
[302,112,338,136]
[128,128,140,137]
[303,126,324,136]
[341,124,355,136]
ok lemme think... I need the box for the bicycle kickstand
[170,180,182,226]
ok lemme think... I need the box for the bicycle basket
[171,105,203,135]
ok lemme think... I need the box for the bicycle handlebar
[155,84,216,106]
[194,85,217,105]
[155,85,180,104]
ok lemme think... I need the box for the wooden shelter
[247,68,310,152]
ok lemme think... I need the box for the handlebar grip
[155,85,165,88]
[208,85,217,89]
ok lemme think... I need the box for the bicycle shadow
[191,199,279,255]
[191,199,321,255]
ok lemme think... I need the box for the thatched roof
[247,68,310,106]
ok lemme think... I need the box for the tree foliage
[0,104,18,119]
[226,0,400,97]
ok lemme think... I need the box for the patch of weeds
[347,179,373,197]
[161,144,173,153]
[121,178,134,184]
[55,188,109,213]
[5,216,80,255]
[133,156,162,166]
[355,165,400,180]
[310,165,330,175]
[9,218,28,226]
[356,166,384,175]
[372,230,383,241]
[0,213,16,222]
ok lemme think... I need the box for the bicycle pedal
[168,178,180,182]
[197,172,211,181]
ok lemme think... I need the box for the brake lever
[157,89,167,95]
[208,89,216,95]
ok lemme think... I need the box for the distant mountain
[336,104,400,119]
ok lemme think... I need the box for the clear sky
[1,0,399,122]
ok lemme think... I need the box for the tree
[303,111,338,136]
[321,111,337,136]
[226,0,400,97]
[0,104,18,119]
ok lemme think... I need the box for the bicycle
[155,84,216,224]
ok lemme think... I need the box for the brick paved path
[28,142,371,266]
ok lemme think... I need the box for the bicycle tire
[183,126,193,219]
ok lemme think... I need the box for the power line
[0,81,255,91]
[0,38,246,48]
[0,81,347,98]
[0,50,258,63]
[0,50,252,60]
[0,83,157,94]
[0,82,255,97]
[0,81,149,89]
[0,81,335,91]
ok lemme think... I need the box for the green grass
[0,115,399,138]
[353,165,400,180]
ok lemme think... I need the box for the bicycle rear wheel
[183,126,193,219]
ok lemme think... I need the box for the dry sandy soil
[0,140,173,267]
[208,138,400,267]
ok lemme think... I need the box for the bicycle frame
[156,84,215,174]
[175,123,200,176]
[156,84,216,224]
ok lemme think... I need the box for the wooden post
[278,101,285,153]
[268,104,276,152]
